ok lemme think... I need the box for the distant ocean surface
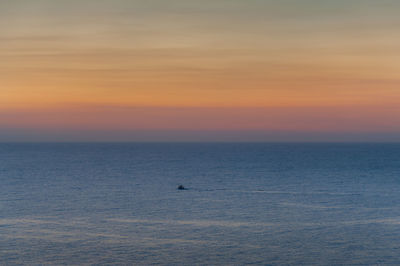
[1,143,400,265]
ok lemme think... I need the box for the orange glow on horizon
[1,0,400,140]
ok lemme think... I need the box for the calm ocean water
[1,143,400,265]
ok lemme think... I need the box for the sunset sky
[1,0,400,141]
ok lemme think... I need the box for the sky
[1,0,400,141]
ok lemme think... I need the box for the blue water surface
[1,143,400,265]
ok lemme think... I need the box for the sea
[1,143,400,265]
